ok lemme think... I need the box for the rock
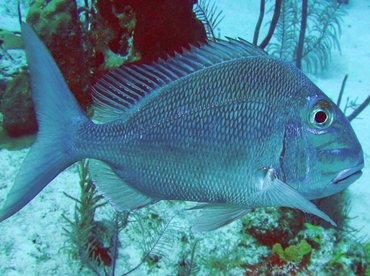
[241,208,305,247]
[1,0,207,137]
[130,0,207,63]
[0,78,7,108]
[89,1,139,72]
[94,0,207,66]
[1,71,37,137]
[26,0,93,108]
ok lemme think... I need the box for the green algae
[272,239,312,263]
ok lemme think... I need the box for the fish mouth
[332,162,364,185]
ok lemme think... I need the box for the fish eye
[308,100,334,129]
[314,110,327,124]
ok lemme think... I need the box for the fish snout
[317,145,364,188]
[332,161,364,185]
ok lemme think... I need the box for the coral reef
[1,1,368,275]
[0,78,6,106]
[26,0,93,108]
[2,0,207,137]
[87,1,138,71]
[271,239,312,263]
[0,28,27,80]
[243,222,369,274]
[96,0,207,65]
[1,0,94,137]
[241,207,305,247]
[1,70,37,137]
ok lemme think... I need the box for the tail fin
[0,22,88,222]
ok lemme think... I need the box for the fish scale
[0,22,363,231]
[87,59,289,203]
[75,57,305,206]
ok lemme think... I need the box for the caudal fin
[0,22,88,222]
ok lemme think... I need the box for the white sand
[0,0,369,275]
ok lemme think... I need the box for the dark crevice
[278,126,288,183]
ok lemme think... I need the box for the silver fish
[0,22,364,231]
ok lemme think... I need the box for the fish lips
[332,162,364,185]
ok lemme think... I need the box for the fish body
[0,22,364,231]
[81,58,328,202]
[81,58,292,202]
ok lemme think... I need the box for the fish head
[281,87,364,200]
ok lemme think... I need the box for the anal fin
[89,160,155,211]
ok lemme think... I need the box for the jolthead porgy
[0,22,364,231]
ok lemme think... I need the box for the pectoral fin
[188,204,249,232]
[252,168,336,226]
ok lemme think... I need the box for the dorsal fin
[92,38,267,122]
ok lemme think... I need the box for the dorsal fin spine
[140,64,167,83]
[111,70,146,96]
[100,78,136,104]
[156,62,181,79]
[94,84,131,110]
[207,43,234,58]
[136,64,166,85]
[93,38,268,123]
[113,69,145,91]
[165,61,191,76]
[129,66,159,87]
[146,64,174,82]
[169,56,194,72]
[180,56,205,69]
[125,66,156,89]
[96,80,134,105]
[102,76,134,100]
[187,47,214,65]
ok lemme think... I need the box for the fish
[0,29,24,50]
[0,21,364,232]
[0,29,23,60]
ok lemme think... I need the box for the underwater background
[0,0,369,275]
